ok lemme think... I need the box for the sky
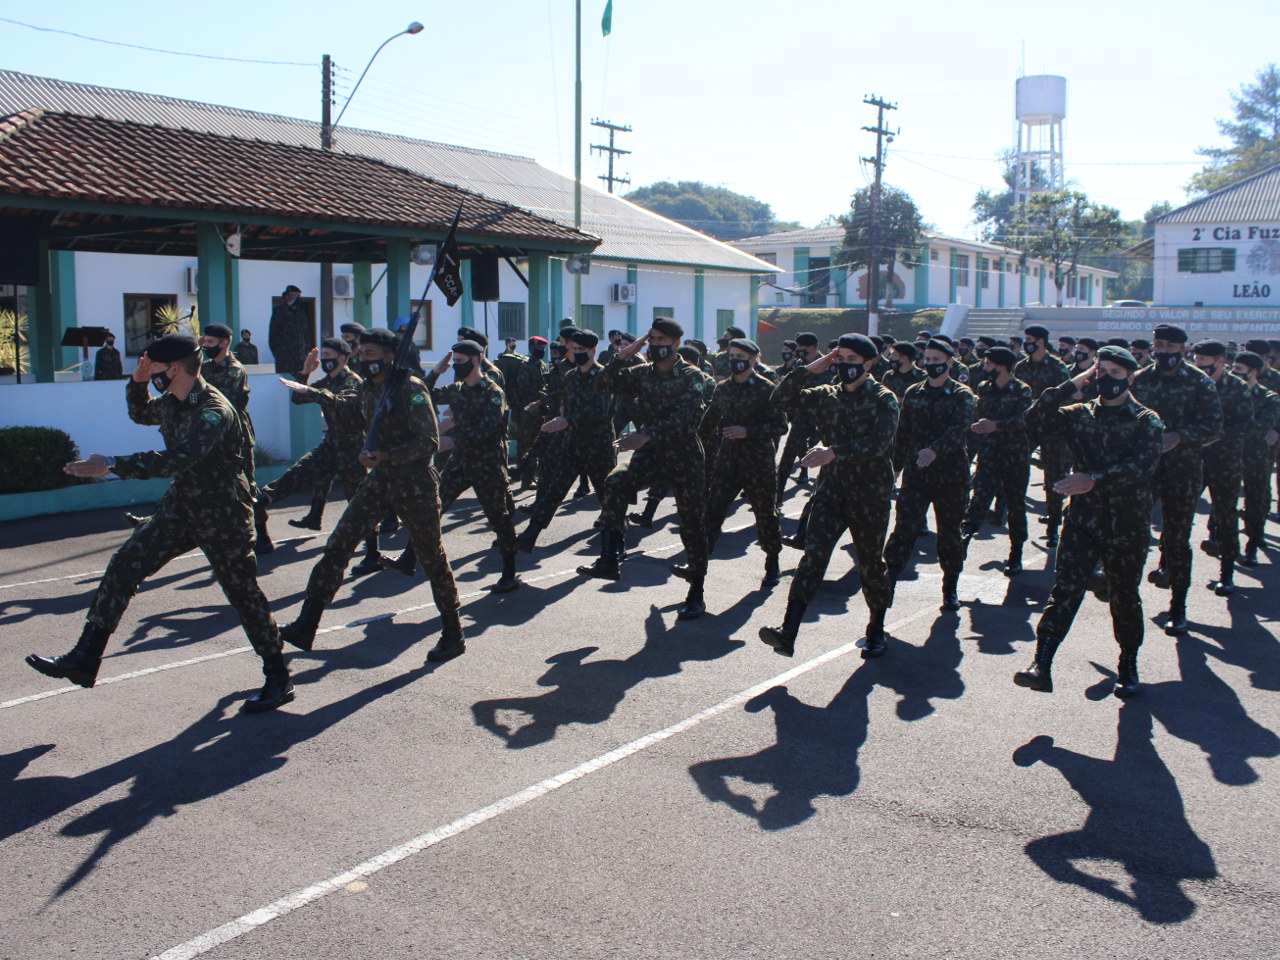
[2,1,1277,239]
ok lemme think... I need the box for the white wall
[1154,221,1280,307]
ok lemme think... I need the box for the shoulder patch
[410,392,428,405]
[491,395,503,405]
[200,409,222,424]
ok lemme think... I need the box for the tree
[971,150,1049,242]
[835,185,924,309]
[623,181,802,241]
[1011,191,1125,307]
[1189,63,1280,196]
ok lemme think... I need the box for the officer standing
[579,318,710,620]
[1015,347,1164,698]
[961,346,1033,574]
[93,333,123,380]
[510,335,549,489]
[268,285,312,375]
[1232,351,1280,566]
[1131,324,1222,634]
[884,339,977,611]
[26,333,293,713]
[231,329,259,366]
[279,328,465,663]
[1014,324,1073,548]
[758,335,899,658]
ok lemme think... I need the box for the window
[978,257,989,289]
[954,254,970,287]
[930,247,939,261]
[716,309,735,332]
[1067,275,1078,298]
[497,302,526,340]
[578,304,604,334]
[123,293,179,357]
[756,252,777,265]
[1177,247,1236,273]
[408,300,434,349]
[653,307,675,320]
[774,292,785,303]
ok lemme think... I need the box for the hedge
[0,426,82,495]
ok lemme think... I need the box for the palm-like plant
[0,310,30,375]
[152,302,199,340]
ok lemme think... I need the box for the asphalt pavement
[1,474,1278,960]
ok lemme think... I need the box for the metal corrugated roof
[0,69,776,274]
[1157,162,1280,224]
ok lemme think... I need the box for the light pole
[318,21,423,336]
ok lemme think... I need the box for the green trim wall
[527,251,550,341]
[551,257,564,327]
[626,264,638,334]
[352,261,373,327]
[948,249,958,302]
[385,239,411,322]
[913,244,929,306]
[793,247,810,306]
[749,274,759,337]
[997,259,1006,308]
[694,269,705,342]
[459,260,475,327]
[196,221,232,330]
[51,251,78,369]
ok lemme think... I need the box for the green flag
[602,0,612,36]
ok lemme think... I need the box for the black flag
[433,211,464,306]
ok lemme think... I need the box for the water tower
[1014,75,1067,205]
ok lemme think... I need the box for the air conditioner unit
[185,266,199,295]
[610,283,636,304]
[332,274,354,298]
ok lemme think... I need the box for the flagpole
[573,0,583,324]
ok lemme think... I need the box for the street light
[325,22,424,146]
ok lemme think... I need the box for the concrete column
[196,221,230,330]
[694,269,705,342]
[352,261,372,328]
[385,239,411,323]
[527,250,550,341]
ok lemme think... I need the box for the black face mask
[978,367,996,381]
[1195,361,1218,377]
[924,362,949,380]
[105,341,116,349]
[781,351,793,362]
[1155,351,1182,371]
[729,357,751,375]
[1073,350,1089,365]
[529,345,545,359]
[365,359,385,377]
[320,357,340,374]
[835,361,865,383]
[649,344,672,362]
[1097,373,1130,401]
[453,359,475,380]
[202,345,221,361]
[975,347,987,359]
[1022,341,1037,356]
[150,367,174,394]
[573,351,590,366]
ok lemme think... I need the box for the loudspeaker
[471,255,500,302]
[0,218,41,285]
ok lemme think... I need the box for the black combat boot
[1088,568,1111,603]
[288,494,325,531]
[381,544,418,577]
[350,537,383,576]
[628,497,659,529]
[379,514,399,535]
[253,498,275,555]
[1013,635,1062,692]
[574,474,591,498]
[1241,540,1260,567]
[426,626,466,663]
[1113,647,1140,699]
[578,531,621,581]
[1164,588,1189,634]
[677,578,706,620]
[1045,522,1059,549]
[1005,540,1024,576]
[762,552,781,588]
[758,596,807,657]
[1200,537,1220,558]
[241,653,295,713]
[515,520,543,554]
[280,599,323,652]
[494,553,522,593]
[669,562,696,582]
[940,572,960,612]
[1214,556,1235,596]
[860,607,888,659]
[26,622,111,688]
[1147,563,1170,589]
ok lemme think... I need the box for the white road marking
[152,603,938,960]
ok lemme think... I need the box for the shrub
[0,426,81,494]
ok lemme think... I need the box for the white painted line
[152,602,938,960]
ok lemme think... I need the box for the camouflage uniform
[260,367,367,505]
[268,299,313,375]
[963,375,1033,546]
[427,369,517,555]
[881,364,927,474]
[772,368,899,612]
[529,362,617,530]
[202,353,250,411]
[302,375,461,637]
[1131,361,1223,597]
[93,344,123,380]
[884,379,977,581]
[1199,371,1253,562]
[95,380,280,657]
[597,355,709,574]
[1025,381,1164,651]
[231,340,259,366]
[1014,352,1073,531]
[701,370,789,558]
[1242,381,1280,547]
[509,353,548,475]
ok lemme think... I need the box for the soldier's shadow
[471,605,744,749]
[965,575,1043,655]
[1013,701,1217,925]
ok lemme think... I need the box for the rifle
[364,205,464,455]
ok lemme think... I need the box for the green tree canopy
[971,150,1049,242]
[623,181,801,241]
[1011,191,1125,306]
[1190,63,1280,196]
[835,185,924,307]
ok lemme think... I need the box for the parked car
[1107,300,1147,308]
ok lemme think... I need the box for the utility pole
[319,54,337,336]
[590,119,632,194]
[861,94,896,339]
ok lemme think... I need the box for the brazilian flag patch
[410,392,428,405]
[200,409,222,424]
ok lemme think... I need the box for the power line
[0,15,312,66]
[590,118,632,193]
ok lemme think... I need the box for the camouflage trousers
[1151,449,1204,594]
[964,450,1030,545]
[262,440,366,506]
[1037,502,1150,650]
[1037,438,1073,527]
[788,472,893,611]
[1201,443,1242,560]
[600,442,708,575]
[885,459,971,576]
[89,496,280,657]
[707,447,782,557]
[305,471,461,638]
[513,409,544,478]
[439,446,517,556]
[777,418,816,490]
[1241,440,1276,544]
[530,431,616,530]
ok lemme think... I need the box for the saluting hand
[618,333,647,361]
[300,348,320,378]
[131,356,154,383]
[807,349,838,375]
[433,355,451,376]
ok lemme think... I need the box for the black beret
[1077,337,1099,351]
[960,337,975,347]
[976,335,998,347]
[1024,324,1051,341]
[685,338,709,354]
[837,333,877,359]
[607,329,621,337]
[1058,336,1077,346]
[651,317,683,339]
[931,333,955,346]
[203,323,233,340]
[827,339,840,350]
[359,327,397,348]
[892,340,917,360]
[452,340,484,357]
[1268,338,1280,352]
[1106,337,1130,348]
[924,338,956,358]
[619,332,637,344]
[870,335,885,349]
[1154,323,1187,344]
[722,325,746,339]
[795,332,819,347]
[284,285,302,294]
[145,332,199,363]
[728,337,760,355]
[340,322,366,337]
[457,326,488,347]
[677,345,701,363]
[986,347,1017,369]
[1096,345,1139,372]
[1244,338,1271,354]
[1235,351,1265,370]
[783,339,798,349]
[320,336,351,355]
[558,325,581,339]
[570,330,599,348]
[1131,338,1152,351]
[1192,339,1226,357]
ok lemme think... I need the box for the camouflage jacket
[1206,371,1254,452]
[896,379,977,468]
[510,356,548,410]
[119,379,253,514]
[1013,352,1071,400]
[972,376,1033,454]
[426,369,509,458]
[701,370,789,459]
[201,353,250,412]
[1131,361,1223,460]
[881,364,926,399]
[772,368,899,486]
[561,362,615,441]
[292,367,365,455]
[1245,382,1280,437]
[360,373,440,495]
[598,356,708,442]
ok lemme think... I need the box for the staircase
[960,308,1027,343]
